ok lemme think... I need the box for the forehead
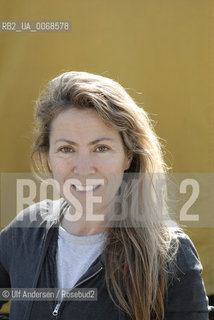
[52,107,100,122]
[50,107,120,139]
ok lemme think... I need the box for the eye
[95,145,110,153]
[58,146,73,153]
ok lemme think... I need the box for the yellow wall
[0,0,213,312]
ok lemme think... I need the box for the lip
[71,184,101,193]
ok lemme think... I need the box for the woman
[0,71,209,319]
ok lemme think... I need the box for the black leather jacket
[0,199,209,320]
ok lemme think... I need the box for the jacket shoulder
[3,198,67,229]
[171,229,202,274]
[0,198,68,271]
[165,229,209,318]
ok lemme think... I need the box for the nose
[73,154,96,176]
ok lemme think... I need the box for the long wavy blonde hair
[31,71,179,320]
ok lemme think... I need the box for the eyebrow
[54,137,115,146]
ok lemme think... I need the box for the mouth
[71,184,101,193]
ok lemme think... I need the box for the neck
[60,206,111,236]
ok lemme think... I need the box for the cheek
[50,158,72,178]
[98,156,127,173]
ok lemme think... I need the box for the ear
[47,154,52,172]
[124,154,133,171]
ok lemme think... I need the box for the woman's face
[48,107,131,220]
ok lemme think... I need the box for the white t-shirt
[57,225,107,292]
